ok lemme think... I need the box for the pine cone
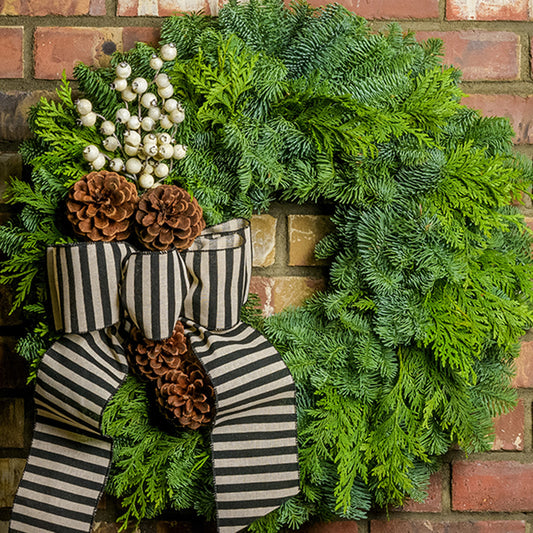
[125,321,189,382]
[67,171,138,242]
[135,184,205,251]
[155,350,215,430]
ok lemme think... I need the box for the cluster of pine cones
[66,171,214,429]
[66,170,205,251]
[125,322,215,430]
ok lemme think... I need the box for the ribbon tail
[184,320,300,533]
[9,329,128,533]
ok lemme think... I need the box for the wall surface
[2,0,533,532]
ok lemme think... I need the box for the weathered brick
[307,0,439,19]
[0,152,22,203]
[288,215,333,266]
[513,340,533,387]
[250,276,325,316]
[491,399,524,451]
[0,91,52,142]
[0,458,25,507]
[370,520,526,533]
[117,0,221,16]
[0,0,105,16]
[0,27,23,78]
[452,461,533,511]
[300,521,359,533]
[0,398,24,448]
[93,522,141,533]
[122,26,161,52]
[446,0,528,20]
[251,214,277,267]
[34,27,123,80]
[464,94,533,144]
[0,337,28,390]
[416,31,520,81]
[400,471,443,512]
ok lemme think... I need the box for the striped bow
[10,218,300,533]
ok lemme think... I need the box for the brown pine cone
[155,350,215,430]
[125,321,189,382]
[66,171,138,242]
[135,184,205,251]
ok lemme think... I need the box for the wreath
[2,0,533,531]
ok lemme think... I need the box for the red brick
[117,0,221,16]
[0,398,24,448]
[0,27,23,78]
[463,94,533,145]
[0,337,28,390]
[0,0,105,15]
[452,461,533,511]
[34,27,123,80]
[250,276,325,316]
[446,0,528,20]
[491,399,524,450]
[300,521,359,533]
[370,520,526,533]
[0,90,53,141]
[122,26,161,52]
[400,471,443,512]
[416,31,519,81]
[513,340,533,387]
[306,0,438,19]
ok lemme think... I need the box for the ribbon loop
[121,250,189,340]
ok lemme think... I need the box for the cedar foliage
[1,0,533,530]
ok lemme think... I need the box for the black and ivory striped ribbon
[10,219,299,533]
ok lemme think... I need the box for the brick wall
[1,0,533,532]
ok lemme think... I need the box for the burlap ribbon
[9,219,299,533]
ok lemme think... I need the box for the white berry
[173,144,187,160]
[159,115,173,129]
[83,145,100,162]
[163,99,179,113]
[111,77,128,92]
[124,144,139,156]
[141,92,158,108]
[144,133,157,144]
[109,158,124,172]
[147,106,161,121]
[158,144,174,159]
[150,54,163,70]
[157,133,171,145]
[121,87,137,103]
[127,116,141,130]
[100,120,116,136]
[154,162,169,178]
[115,62,132,79]
[141,117,155,131]
[124,130,141,146]
[80,112,97,127]
[132,77,148,94]
[139,173,155,189]
[160,43,177,61]
[157,85,174,99]
[125,157,142,174]
[76,99,93,116]
[143,162,154,174]
[155,73,170,88]
[170,108,185,124]
[143,144,158,157]
[91,154,106,170]
[102,136,120,151]
[116,108,131,123]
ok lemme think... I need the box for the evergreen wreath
[2,0,533,530]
